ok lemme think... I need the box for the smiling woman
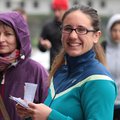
[16,4,117,120]
[61,11,99,57]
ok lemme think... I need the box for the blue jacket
[45,49,117,120]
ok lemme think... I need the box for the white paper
[9,83,37,108]
[24,83,38,102]
[9,96,29,108]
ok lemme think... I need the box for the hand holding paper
[9,83,38,108]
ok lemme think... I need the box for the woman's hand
[16,103,52,120]
[16,104,30,119]
[28,103,52,120]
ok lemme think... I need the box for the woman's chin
[67,51,82,57]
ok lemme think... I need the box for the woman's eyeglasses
[61,26,96,35]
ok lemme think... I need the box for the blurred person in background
[16,5,117,120]
[101,14,120,120]
[13,8,28,21]
[38,0,69,70]
[0,11,49,120]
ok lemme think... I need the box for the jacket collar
[65,49,96,73]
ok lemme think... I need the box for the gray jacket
[105,14,120,105]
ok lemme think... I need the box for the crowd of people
[17,4,117,120]
[0,0,120,120]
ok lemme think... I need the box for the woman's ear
[93,31,101,43]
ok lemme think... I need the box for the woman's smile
[67,41,82,47]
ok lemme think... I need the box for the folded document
[9,96,29,108]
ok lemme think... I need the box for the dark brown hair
[62,4,100,31]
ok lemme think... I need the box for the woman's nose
[0,33,5,42]
[69,30,78,39]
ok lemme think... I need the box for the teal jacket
[45,49,117,120]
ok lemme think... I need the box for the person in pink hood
[0,11,49,120]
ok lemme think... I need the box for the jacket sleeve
[47,80,117,120]
[39,66,49,103]
[48,109,73,120]
[38,23,49,52]
[32,62,49,103]
[81,80,117,120]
